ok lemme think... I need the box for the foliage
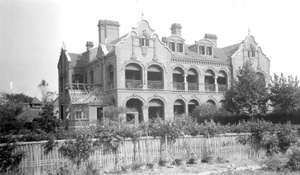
[192,103,218,123]
[223,61,269,115]
[287,149,300,171]
[59,130,95,168]
[237,120,299,156]
[0,137,25,173]
[269,73,300,113]
[263,157,286,172]
[53,161,101,175]
[39,104,60,133]
[148,118,182,143]
[103,106,134,122]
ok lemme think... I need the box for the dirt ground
[108,158,264,175]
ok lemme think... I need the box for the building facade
[57,19,270,128]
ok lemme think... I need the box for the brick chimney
[86,41,94,50]
[97,20,120,44]
[204,33,218,47]
[170,23,182,36]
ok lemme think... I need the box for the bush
[287,149,300,171]
[192,104,218,123]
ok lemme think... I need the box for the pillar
[214,76,218,92]
[184,74,188,91]
[142,106,149,122]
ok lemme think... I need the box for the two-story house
[57,18,270,129]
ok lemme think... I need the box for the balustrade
[126,79,142,88]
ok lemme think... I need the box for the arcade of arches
[125,97,218,122]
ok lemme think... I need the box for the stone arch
[125,98,144,123]
[147,62,168,75]
[172,64,185,71]
[147,95,168,107]
[203,67,217,76]
[173,98,187,115]
[121,60,145,71]
[205,96,217,106]
[123,95,146,107]
[185,65,202,76]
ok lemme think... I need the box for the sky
[0,0,299,99]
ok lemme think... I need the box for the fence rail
[2,133,265,175]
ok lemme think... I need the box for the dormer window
[140,36,149,47]
[206,46,212,55]
[199,45,205,55]
[177,43,183,53]
[169,42,175,51]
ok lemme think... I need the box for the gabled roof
[16,108,42,122]
[31,97,42,104]
[222,43,241,58]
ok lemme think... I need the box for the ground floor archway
[126,98,143,123]
[148,99,164,120]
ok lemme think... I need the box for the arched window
[205,70,215,91]
[207,100,216,106]
[107,65,114,89]
[125,63,143,89]
[187,68,198,91]
[126,99,143,123]
[217,70,228,92]
[140,35,149,47]
[206,46,212,55]
[148,99,164,120]
[174,99,185,115]
[148,65,163,89]
[199,45,205,55]
[173,67,185,90]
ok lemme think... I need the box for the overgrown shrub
[287,149,300,171]
[59,130,95,168]
[0,137,25,173]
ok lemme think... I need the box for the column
[142,106,149,122]
[214,76,218,92]
[185,103,189,116]
[184,74,188,91]
[143,69,147,89]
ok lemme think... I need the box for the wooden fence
[1,133,265,175]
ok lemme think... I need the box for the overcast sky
[0,0,299,99]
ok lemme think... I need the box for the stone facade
[57,19,270,126]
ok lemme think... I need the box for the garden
[1,61,300,175]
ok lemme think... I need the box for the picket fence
[1,133,265,175]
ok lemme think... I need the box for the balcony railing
[126,79,142,89]
[205,84,215,92]
[148,81,163,89]
[188,83,198,91]
[218,84,228,92]
[173,82,184,90]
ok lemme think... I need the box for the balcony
[173,82,184,90]
[126,80,142,89]
[188,83,198,91]
[148,81,163,89]
[205,84,215,92]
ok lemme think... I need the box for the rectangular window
[139,37,149,46]
[252,50,255,57]
[199,45,205,55]
[206,46,212,55]
[169,42,175,51]
[89,70,94,84]
[177,43,183,52]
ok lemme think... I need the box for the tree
[39,104,59,133]
[269,73,300,112]
[223,61,269,115]
[38,80,49,103]
[0,92,31,134]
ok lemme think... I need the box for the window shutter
[139,38,142,46]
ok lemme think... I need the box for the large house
[57,18,270,129]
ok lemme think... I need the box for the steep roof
[31,97,42,104]
[222,43,241,58]
[16,108,42,122]
[183,45,228,62]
